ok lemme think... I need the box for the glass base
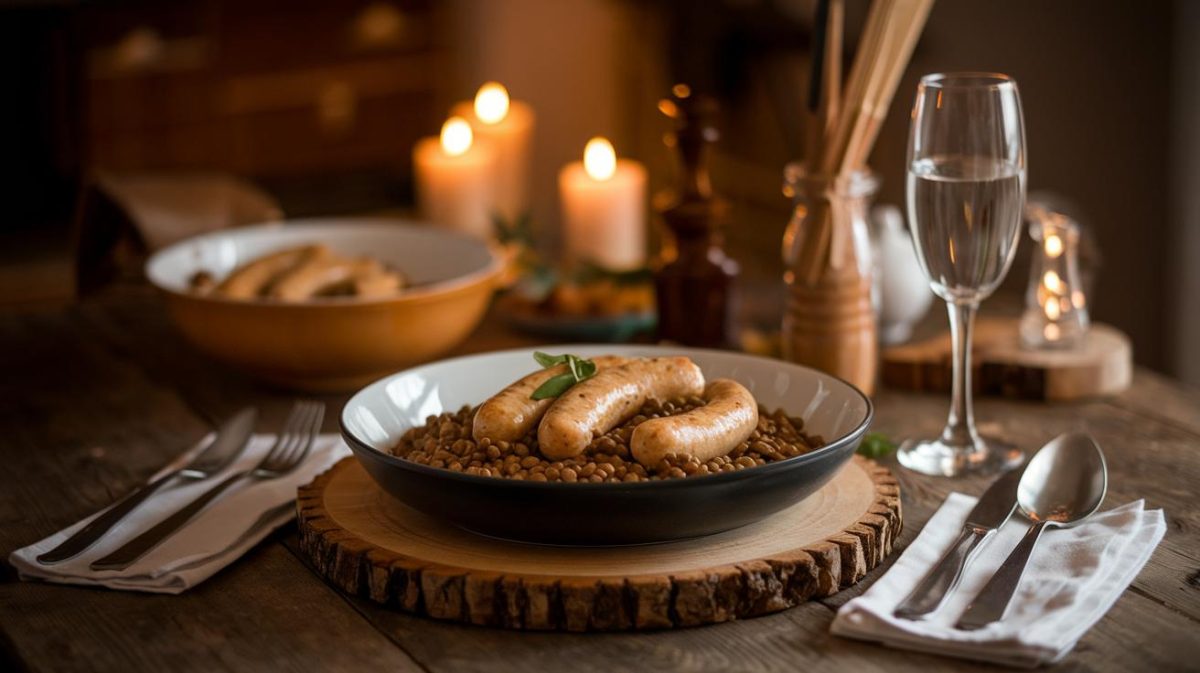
[897,435,1023,477]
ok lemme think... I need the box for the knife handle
[89,471,247,571]
[36,470,180,564]
[955,520,1049,630]
[894,526,990,620]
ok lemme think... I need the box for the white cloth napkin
[831,493,1166,668]
[9,434,349,594]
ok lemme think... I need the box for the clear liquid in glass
[906,156,1025,303]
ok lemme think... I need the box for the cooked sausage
[472,356,628,443]
[631,379,759,467]
[352,268,407,298]
[538,357,705,460]
[269,256,386,301]
[216,245,328,299]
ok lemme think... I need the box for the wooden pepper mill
[654,87,739,348]
[781,166,879,395]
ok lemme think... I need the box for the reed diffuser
[783,0,934,395]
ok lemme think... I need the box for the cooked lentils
[391,397,824,482]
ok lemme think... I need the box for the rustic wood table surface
[1,287,1196,672]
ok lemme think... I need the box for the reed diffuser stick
[841,0,934,173]
[805,0,844,171]
[784,0,935,394]
[798,0,845,282]
[798,0,933,284]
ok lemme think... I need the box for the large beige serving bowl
[145,218,503,391]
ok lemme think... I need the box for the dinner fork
[91,401,325,571]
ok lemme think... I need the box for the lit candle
[412,116,495,239]
[452,82,535,221]
[558,137,647,270]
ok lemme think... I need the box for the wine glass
[900,73,1027,477]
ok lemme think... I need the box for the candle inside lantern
[1020,208,1089,349]
[558,137,647,270]
[412,116,496,239]
[452,82,535,222]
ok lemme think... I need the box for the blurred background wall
[1,0,1196,385]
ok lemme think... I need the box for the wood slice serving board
[882,318,1132,401]
[296,455,901,631]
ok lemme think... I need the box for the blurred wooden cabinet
[81,0,440,180]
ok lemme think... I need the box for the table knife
[36,407,258,564]
[892,466,1024,620]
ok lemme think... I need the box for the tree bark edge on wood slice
[295,455,902,631]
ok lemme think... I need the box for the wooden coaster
[296,455,901,631]
[882,318,1132,401]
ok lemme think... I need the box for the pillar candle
[452,82,535,222]
[558,137,647,270]
[412,116,495,239]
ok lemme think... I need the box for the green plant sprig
[530,352,598,400]
[857,432,897,459]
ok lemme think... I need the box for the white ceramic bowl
[146,218,503,391]
[341,345,874,544]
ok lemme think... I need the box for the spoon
[955,432,1107,630]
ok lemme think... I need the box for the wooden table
[2,287,1197,672]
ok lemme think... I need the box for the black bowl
[339,345,873,546]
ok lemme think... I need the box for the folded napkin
[831,493,1166,668]
[10,434,349,594]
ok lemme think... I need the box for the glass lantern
[1019,209,1089,349]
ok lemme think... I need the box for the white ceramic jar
[871,205,934,344]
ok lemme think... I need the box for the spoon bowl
[1017,432,1107,526]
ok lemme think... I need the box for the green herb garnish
[530,352,598,400]
[857,432,897,459]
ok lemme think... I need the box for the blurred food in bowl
[146,218,502,391]
[187,244,408,300]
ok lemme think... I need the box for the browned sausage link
[352,268,407,298]
[538,357,705,460]
[630,379,759,467]
[269,256,383,301]
[471,356,628,443]
[216,245,328,299]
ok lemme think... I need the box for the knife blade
[893,465,1024,620]
[37,407,258,564]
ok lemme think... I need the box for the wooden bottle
[654,88,739,348]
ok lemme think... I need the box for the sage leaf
[531,373,579,400]
[534,351,567,368]
[528,352,600,400]
[576,359,597,378]
[566,354,583,380]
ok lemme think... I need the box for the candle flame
[1044,298,1061,320]
[440,116,473,156]
[584,137,617,181]
[1044,234,1063,258]
[474,82,510,125]
[1043,270,1063,293]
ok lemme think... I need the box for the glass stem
[942,300,979,449]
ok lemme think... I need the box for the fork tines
[257,401,325,475]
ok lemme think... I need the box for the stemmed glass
[899,73,1027,477]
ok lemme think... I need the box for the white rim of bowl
[339,344,875,489]
[144,219,506,307]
